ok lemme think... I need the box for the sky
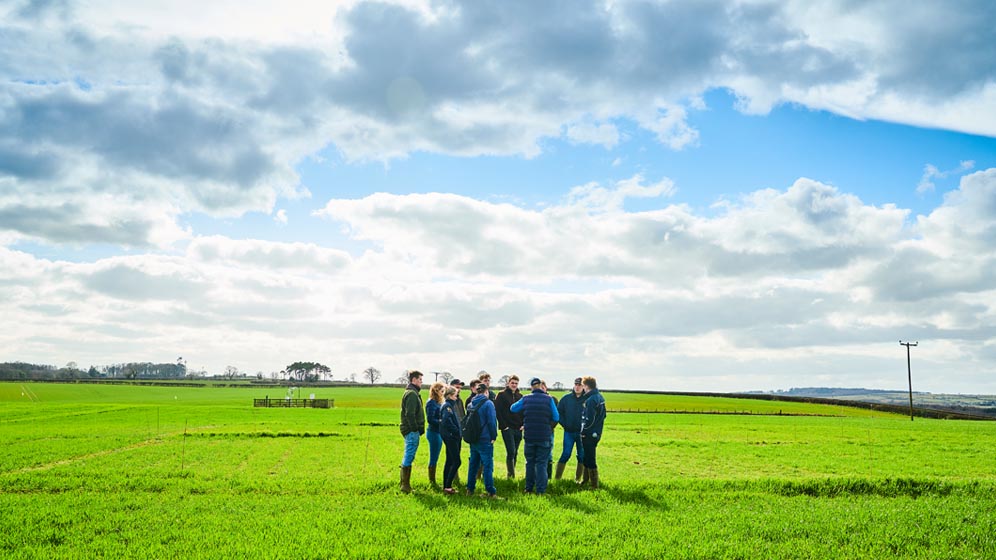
[2,0,996,393]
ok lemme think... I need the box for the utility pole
[900,341,918,421]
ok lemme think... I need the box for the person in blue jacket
[465,382,502,499]
[510,377,560,495]
[556,377,586,481]
[579,375,606,489]
[439,386,463,495]
[424,382,445,486]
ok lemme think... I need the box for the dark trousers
[501,428,522,467]
[524,440,552,493]
[581,434,599,470]
[442,438,462,489]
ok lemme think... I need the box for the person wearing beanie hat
[510,377,559,494]
[556,377,586,482]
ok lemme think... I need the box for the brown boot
[555,462,567,480]
[400,466,412,494]
[589,468,599,489]
[579,466,589,486]
[575,464,584,484]
[428,466,437,486]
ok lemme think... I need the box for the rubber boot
[428,466,437,487]
[555,462,567,480]
[574,464,584,484]
[579,466,589,487]
[590,468,599,489]
[506,458,515,479]
[400,466,412,494]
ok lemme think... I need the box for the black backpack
[461,404,482,444]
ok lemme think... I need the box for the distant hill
[761,387,996,419]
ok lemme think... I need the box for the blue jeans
[524,440,552,494]
[426,429,443,467]
[401,431,420,468]
[466,441,496,495]
[558,431,584,464]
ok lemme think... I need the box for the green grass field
[2,382,995,559]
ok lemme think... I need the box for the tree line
[0,361,187,380]
[1,361,389,385]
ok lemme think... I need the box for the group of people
[399,370,607,499]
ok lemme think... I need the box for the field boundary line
[1,434,173,476]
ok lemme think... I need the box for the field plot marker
[900,341,918,421]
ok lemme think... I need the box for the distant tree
[224,365,239,379]
[65,361,78,371]
[552,381,564,390]
[349,373,357,383]
[439,371,454,384]
[396,374,409,384]
[87,366,99,378]
[364,367,382,385]
[498,374,510,386]
[285,362,331,382]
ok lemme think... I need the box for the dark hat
[574,377,583,384]
[529,377,542,387]
[450,379,463,386]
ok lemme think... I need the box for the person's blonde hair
[443,386,457,399]
[429,381,445,403]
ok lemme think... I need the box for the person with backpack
[439,386,463,495]
[510,377,559,495]
[579,375,606,489]
[464,382,501,499]
[399,370,425,494]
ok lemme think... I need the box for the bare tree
[498,374,510,386]
[224,365,239,379]
[363,366,382,384]
[439,371,454,384]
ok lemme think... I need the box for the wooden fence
[253,398,333,409]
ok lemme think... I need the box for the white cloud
[2,1,996,392]
[3,0,994,250]
[916,160,975,194]
[565,120,620,148]
[4,172,996,391]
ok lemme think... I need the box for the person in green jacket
[399,370,425,493]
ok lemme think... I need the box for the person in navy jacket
[465,382,502,499]
[510,377,560,495]
[579,376,606,489]
[439,386,463,494]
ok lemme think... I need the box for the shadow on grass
[603,485,669,510]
